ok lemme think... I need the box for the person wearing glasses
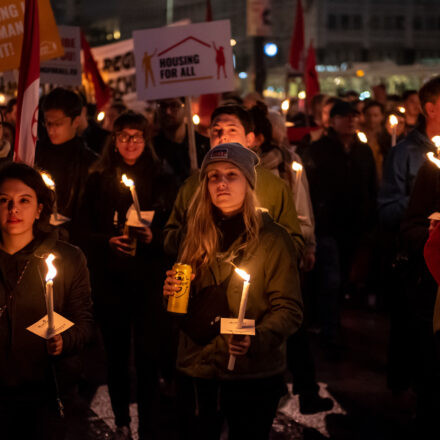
[35,88,98,242]
[78,111,177,440]
[153,97,210,185]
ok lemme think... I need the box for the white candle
[121,174,142,222]
[228,268,251,371]
[41,172,58,220]
[45,254,57,332]
[389,114,398,147]
[291,161,303,208]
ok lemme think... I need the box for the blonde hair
[179,177,262,276]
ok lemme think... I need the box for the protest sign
[90,38,136,103]
[40,25,81,85]
[0,0,63,72]
[133,20,234,101]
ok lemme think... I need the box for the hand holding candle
[45,254,56,333]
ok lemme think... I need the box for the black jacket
[78,156,177,303]
[302,129,377,239]
[0,233,94,390]
[35,136,98,240]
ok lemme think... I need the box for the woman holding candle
[163,143,303,439]
[0,162,94,439]
[79,111,176,440]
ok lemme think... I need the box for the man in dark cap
[301,99,377,352]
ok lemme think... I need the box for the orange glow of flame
[45,253,57,282]
[432,136,440,149]
[427,152,440,169]
[41,172,55,189]
[235,267,250,282]
[357,131,368,143]
[121,174,134,188]
[389,114,398,127]
[292,161,303,172]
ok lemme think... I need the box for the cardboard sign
[90,38,136,103]
[40,25,81,85]
[133,20,235,101]
[0,0,63,72]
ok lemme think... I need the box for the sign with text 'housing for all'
[133,20,234,101]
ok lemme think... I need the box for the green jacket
[164,165,304,257]
[176,213,303,380]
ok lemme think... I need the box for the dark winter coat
[0,233,94,392]
[302,129,377,240]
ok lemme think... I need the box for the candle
[45,253,57,332]
[389,114,398,147]
[121,174,142,222]
[281,99,290,121]
[228,268,251,371]
[41,172,58,220]
[357,131,368,144]
[291,161,303,208]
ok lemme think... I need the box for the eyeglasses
[43,116,70,129]
[116,132,145,144]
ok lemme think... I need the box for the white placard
[40,26,82,86]
[133,20,235,101]
[90,38,137,104]
[126,206,155,227]
[27,311,74,340]
[220,318,256,335]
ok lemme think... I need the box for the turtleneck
[214,208,246,252]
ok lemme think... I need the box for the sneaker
[113,426,132,440]
[299,393,334,414]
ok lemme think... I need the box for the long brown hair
[179,175,262,275]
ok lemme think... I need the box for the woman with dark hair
[79,110,176,440]
[163,143,303,440]
[0,162,94,439]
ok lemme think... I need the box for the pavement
[64,304,417,440]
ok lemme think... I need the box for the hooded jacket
[176,213,303,380]
[0,233,94,391]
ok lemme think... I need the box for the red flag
[289,0,305,71]
[81,31,111,110]
[305,41,320,105]
[14,0,40,165]
[206,0,213,21]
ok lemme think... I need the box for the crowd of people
[1,75,440,439]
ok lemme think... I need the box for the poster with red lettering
[40,25,81,85]
[133,20,235,101]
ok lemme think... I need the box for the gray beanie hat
[200,143,259,188]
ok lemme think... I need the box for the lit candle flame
[398,106,406,114]
[41,172,55,190]
[292,161,303,172]
[121,174,134,188]
[192,114,200,125]
[97,111,105,122]
[298,91,306,100]
[389,114,398,127]
[432,136,440,149]
[427,152,440,169]
[357,131,368,143]
[45,254,57,282]
[281,99,290,113]
[235,267,250,282]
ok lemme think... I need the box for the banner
[247,0,272,36]
[14,0,39,165]
[40,25,81,85]
[133,20,234,101]
[90,38,136,103]
[0,0,63,72]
